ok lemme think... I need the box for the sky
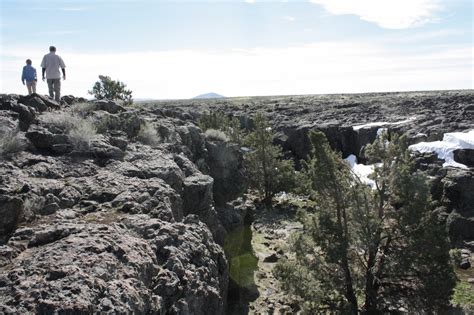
[0,0,472,99]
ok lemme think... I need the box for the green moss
[224,225,258,288]
[452,281,474,311]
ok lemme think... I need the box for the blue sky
[1,0,472,99]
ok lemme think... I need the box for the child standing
[22,59,37,95]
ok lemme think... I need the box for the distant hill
[192,92,225,99]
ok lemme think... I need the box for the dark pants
[47,78,61,102]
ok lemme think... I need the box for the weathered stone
[454,149,474,168]
[459,258,471,270]
[19,93,60,111]
[206,141,245,205]
[94,100,126,114]
[263,253,279,263]
[0,196,23,242]
[26,127,72,154]
[183,174,214,217]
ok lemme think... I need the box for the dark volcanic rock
[205,140,245,205]
[1,90,473,313]
[26,126,72,154]
[0,196,23,242]
[19,93,61,112]
[183,174,214,217]
[94,100,126,114]
[0,217,228,314]
[454,149,474,168]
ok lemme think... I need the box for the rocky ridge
[0,93,246,314]
[0,90,472,314]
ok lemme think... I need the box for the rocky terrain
[0,90,473,314]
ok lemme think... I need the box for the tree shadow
[224,223,259,314]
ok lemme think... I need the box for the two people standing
[22,46,66,102]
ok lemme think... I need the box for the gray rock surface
[1,90,473,313]
[0,216,228,314]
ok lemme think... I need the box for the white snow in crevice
[353,116,417,131]
[345,154,376,189]
[409,130,474,168]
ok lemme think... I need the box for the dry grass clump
[71,102,96,118]
[204,129,229,142]
[39,111,97,151]
[68,118,97,151]
[40,112,80,132]
[137,121,160,146]
[0,130,26,158]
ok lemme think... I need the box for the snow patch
[345,154,376,188]
[353,116,416,131]
[409,130,474,168]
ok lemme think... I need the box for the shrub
[40,112,79,132]
[0,130,25,158]
[40,111,97,151]
[204,129,229,142]
[68,118,97,151]
[71,102,96,118]
[88,75,133,105]
[137,121,160,146]
[199,112,244,144]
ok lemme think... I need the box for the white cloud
[309,0,442,29]
[1,40,471,99]
[283,16,296,22]
[244,0,255,3]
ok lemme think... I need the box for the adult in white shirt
[41,46,66,102]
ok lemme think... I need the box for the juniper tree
[274,131,456,313]
[89,75,133,105]
[243,112,295,206]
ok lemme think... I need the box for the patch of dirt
[248,201,306,314]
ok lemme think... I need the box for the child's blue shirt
[22,65,37,82]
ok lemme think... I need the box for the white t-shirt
[40,52,66,79]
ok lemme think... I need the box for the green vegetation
[89,75,133,105]
[224,225,258,288]
[243,112,295,206]
[198,111,243,144]
[274,131,456,313]
[452,281,474,311]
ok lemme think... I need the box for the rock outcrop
[0,94,232,314]
[0,90,472,313]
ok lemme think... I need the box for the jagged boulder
[0,196,23,242]
[0,223,161,314]
[19,93,60,111]
[0,216,229,314]
[182,174,214,217]
[454,149,474,168]
[124,214,229,314]
[205,140,245,205]
[26,126,72,154]
[0,99,36,131]
[94,100,126,114]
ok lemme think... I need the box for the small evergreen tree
[274,131,456,313]
[243,112,295,206]
[89,75,133,105]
